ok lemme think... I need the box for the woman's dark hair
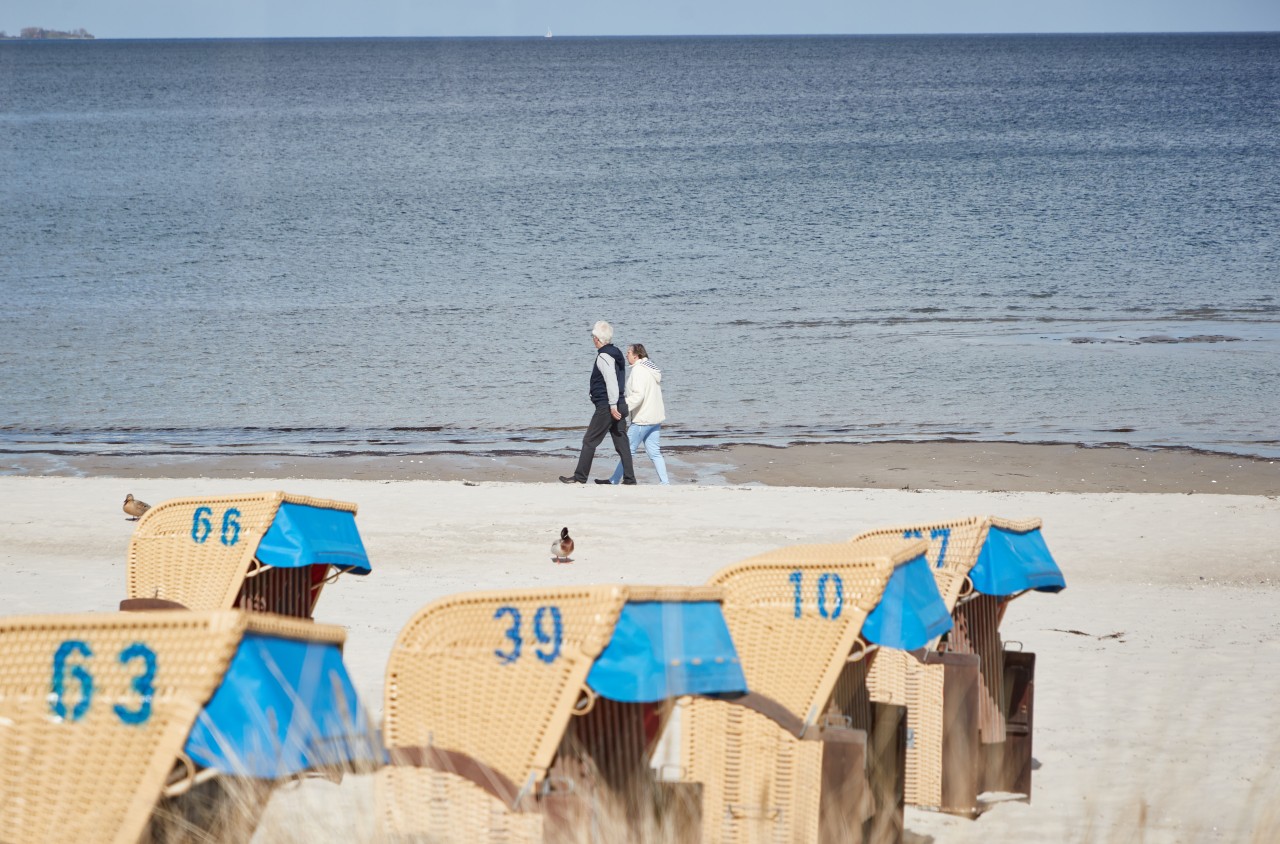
[629,343,648,359]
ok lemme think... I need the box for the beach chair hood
[183,627,379,778]
[584,598,747,703]
[861,548,954,651]
[254,500,371,575]
[968,518,1065,596]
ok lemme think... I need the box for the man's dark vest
[589,343,627,412]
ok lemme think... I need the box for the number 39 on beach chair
[853,516,1065,815]
[0,610,380,844]
[124,492,371,618]
[378,585,749,843]
[675,535,953,844]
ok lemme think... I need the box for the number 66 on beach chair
[0,610,380,844]
[378,585,750,843]
[853,516,1065,816]
[675,535,953,844]
[123,491,371,618]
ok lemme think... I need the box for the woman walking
[602,344,669,485]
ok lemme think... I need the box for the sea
[2,34,1278,466]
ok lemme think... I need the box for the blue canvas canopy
[585,601,749,703]
[184,633,380,778]
[968,524,1066,596]
[255,502,371,575]
[861,552,954,651]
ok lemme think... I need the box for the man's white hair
[591,320,614,344]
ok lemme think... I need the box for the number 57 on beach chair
[854,516,1065,816]
[674,535,953,844]
[0,610,380,844]
[123,491,371,618]
[378,585,750,843]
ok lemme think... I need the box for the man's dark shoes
[593,479,613,485]
[622,479,638,485]
[559,476,585,484]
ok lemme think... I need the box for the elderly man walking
[560,321,636,485]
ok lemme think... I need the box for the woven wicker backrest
[850,516,987,612]
[384,585,726,799]
[0,610,343,844]
[384,585,628,796]
[125,491,358,612]
[708,537,927,727]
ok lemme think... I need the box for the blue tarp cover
[862,552,954,650]
[255,502,371,574]
[969,525,1066,596]
[586,601,748,703]
[184,633,380,778]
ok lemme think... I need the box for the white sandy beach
[2,476,1278,842]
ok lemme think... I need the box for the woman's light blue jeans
[610,423,669,484]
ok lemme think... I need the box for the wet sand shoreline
[7,440,1277,495]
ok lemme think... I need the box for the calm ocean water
[2,34,1278,463]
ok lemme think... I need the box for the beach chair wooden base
[681,696,890,844]
[868,650,981,817]
[380,745,695,844]
[980,650,1036,798]
[819,725,867,844]
[932,652,982,817]
[863,702,906,844]
[376,755,543,844]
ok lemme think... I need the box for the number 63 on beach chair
[0,610,380,844]
[123,491,371,618]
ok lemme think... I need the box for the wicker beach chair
[378,584,749,843]
[123,491,371,618]
[0,609,378,844]
[853,516,1065,814]
[677,535,953,844]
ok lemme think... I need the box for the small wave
[1138,334,1243,344]
[1069,334,1244,345]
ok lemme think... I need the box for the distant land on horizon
[0,27,94,40]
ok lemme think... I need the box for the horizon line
[4,29,1280,41]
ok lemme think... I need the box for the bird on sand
[551,527,574,563]
[123,494,151,520]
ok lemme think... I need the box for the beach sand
[2,449,1278,841]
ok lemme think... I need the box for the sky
[3,0,1279,39]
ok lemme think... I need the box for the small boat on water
[545,27,553,38]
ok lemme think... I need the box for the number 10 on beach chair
[854,516,1065,815]
[123,491,371,618]
[0,610,380,844]
[675,536,953,844]
[378,585,749,843]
